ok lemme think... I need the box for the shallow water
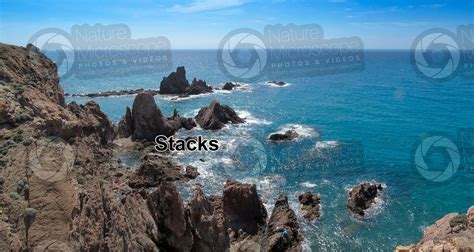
[61,50,474,251]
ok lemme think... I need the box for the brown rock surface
[262,193,303,251]
[195,100,244,130]
[347,182,383,216]
[298,192,321,221]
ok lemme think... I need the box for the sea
[55,50,473,251]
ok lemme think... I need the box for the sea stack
[195,100,244,130]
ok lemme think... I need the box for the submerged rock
[267,81,287,86]
[269,130,299,141]
[195,100,244,130]
[298,192,321,221]
[347,183,383,216]
[262,192,303,251]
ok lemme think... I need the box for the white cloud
[168,0,246,13]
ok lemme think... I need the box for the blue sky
[0,0,472,49]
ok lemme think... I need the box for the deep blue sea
[59,50,473,251]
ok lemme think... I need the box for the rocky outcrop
[347,183,383,216]
[222,180,268,236]
[159,66,190,94]
[147,181,194,251]
[396,206,474,251]
[186,78,213,95]
[222,82,237,90]
[195,100,244,130]
[188,186,230,251]
[262,193,303,251]
[298,192,321,221]
[66,88,160,98]
[159,66,214,97]
[269,130,299,141]
[117,92,195,141]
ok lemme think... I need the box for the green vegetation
[450,214,468,228]
[9,191,19,200]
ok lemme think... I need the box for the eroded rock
[347,183,383,216]
[195,100,244,130]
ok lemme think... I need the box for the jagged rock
[188,186,229,251]
[269,130,299,141]
[298,192,321,221]
[117,92,195,141]
[147,181,194,251]
[222,82,237,91]
[262,192,303,251]
[186,78,213,95]
[185,166,199,179]
[159,66,190,94]
[222,180,267,236]
[347,183,383,216]
[195,100,244,130]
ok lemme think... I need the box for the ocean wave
[300,181,317,188]
[314,140,340,149]
[236,110,272,125]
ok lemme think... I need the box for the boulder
[222,180,267,236]
[159,66,190,94]
[185,166,199,179]
[269,130,299,141]
[262,193,303,251]
[195,100,244,130]
[267,81,287,86]
[347,183,383,216]
[298,192,321,221]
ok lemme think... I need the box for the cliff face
[0,43,302,251]
[396,206,474,251]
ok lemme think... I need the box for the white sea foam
[273,124,319,139]
[236,110,272,125]
[300,181,317,188]
[314,140,340,149]
[264,81,292,88]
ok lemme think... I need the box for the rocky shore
[0,43,304,251]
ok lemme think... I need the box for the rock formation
[298,192,321,221]
[66,88,160,98]
[347,183,383,216]
[195,100,244,130]
[159,66,190,94]
[396,206,474,251]
[269,130,299,141]
[117,92,195,141]
[159,66,213,96]
[222,82,237,90]
[267,81,287,86]
[262,193,303,251]
[0,43,306,251]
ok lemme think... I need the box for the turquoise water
[61,50,474,251]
